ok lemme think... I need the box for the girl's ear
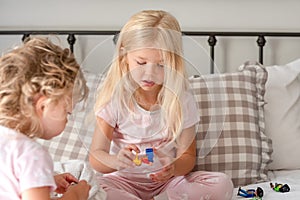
[120,47,127,57]
[35,96,47,117]
[120,48,129,66]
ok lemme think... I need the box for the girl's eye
[157,64,164,68]
[137,61,146,65]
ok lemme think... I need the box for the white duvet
[233,170,300,199]
[53,160,107,200]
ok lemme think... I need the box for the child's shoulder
[182,90,196,103]
[1,125,48,155]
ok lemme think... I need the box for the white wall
[1,0,300,75]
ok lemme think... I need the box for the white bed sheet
[232,170,300,199]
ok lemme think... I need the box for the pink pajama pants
[97,171,234,200]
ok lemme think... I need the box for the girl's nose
[143,63,155,75]
[144,63,162,75]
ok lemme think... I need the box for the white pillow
[265,59,300,170]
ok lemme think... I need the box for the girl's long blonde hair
[0,37,88,138]
[95,10,188,140]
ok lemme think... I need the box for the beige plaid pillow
[190,62,272,187]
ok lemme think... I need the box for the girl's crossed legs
[97,171,233,200]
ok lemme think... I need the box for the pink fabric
[96,91,233,199]
[97,171,233,200]
[97,91,200,179]
[0,125,56,200]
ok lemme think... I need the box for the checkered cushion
[37,71,102,162]
[190,61,272,187]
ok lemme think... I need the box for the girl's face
[39,96,72,140]
[126,48,164,92]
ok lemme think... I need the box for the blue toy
[146,148,154,162]
[237,187,264,198]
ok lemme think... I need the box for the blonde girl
[0,37,91,200]
[90,10,234,200]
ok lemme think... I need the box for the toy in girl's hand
[133,148,154,166]
[270,182,290,193]
[133,154,142,166]
[237,187,264,198]
[141,148,154,164]
[145,148,154,162]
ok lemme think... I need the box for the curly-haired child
[0,37,91,200]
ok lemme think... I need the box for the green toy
[270,182,290,193]
[251,197,262,200]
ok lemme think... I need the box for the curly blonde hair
[0,37,88,138]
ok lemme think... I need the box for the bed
[0,30,299,200]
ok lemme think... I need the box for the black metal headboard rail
[1,30,300,74]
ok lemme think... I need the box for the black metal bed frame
[1,30,300,74]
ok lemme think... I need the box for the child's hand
[116,144,140,170]
[54,173,79,194]
[150,164,175,182]
[64,180,91,200]
[150,148,175,182]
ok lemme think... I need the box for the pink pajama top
[97,91,200,180]
[0,125,56,200]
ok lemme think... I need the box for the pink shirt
[97,91,200,179]
[0,125,56,200]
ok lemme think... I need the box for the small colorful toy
[270,182,290,193]
[145,148,154,162]
[237,187,264,198]
[133,153,142,166]
[250,197,262,200]
[133,148,154,166]
[141,157,151,164]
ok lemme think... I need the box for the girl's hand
[63,180,91,200]
[150,147,175,182]
[115,144,140,170]
[54,173,78,194]
[150,164,175,182]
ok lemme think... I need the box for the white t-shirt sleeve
[97,101,117,128]
[16,141,56,193]
[182,91,200,129]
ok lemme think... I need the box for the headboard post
[67,34,76,53]
[208,35,217,74]
[22,34,30,42]
[257,35,266,65]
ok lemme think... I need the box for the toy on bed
[237,187,264,198]
[270,182,290,193]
